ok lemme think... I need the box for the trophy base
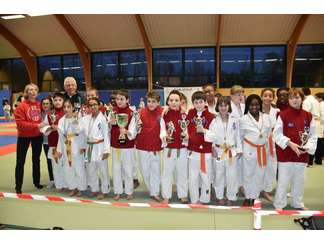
[118,139,127,144]
[166,139,174,144]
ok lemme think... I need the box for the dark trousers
[43,144,54,181]
[315,138,324,165]
[15,136,43,191]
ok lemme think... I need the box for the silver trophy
[166,121,175,144]
[50,110,57,125]
[178,113,189,143]
[194,113,204,134]
[299,126,311,148]
[133,110,142,133]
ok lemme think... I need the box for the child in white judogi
[239,94,271,207]
[205,96,242,206]
[230,85,246,194]
[57,99,87,197]
[261,88,280,202]
[81,97,110,200]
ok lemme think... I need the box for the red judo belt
[244,138,267,167]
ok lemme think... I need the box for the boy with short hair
[109,89,136,200]
[187,91,216,204]
[128,91,163,202]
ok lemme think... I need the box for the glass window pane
[12,58,29,92]
[120,50,147,77]
[38,56,62,91]
[62,54,85,91]
[153,48,183,87]
[253,46,286,87]
[293,45,324,87]
[220,47,252,88]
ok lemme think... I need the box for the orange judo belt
[244,138,267,167]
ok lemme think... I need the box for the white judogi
[160,119,188,200]
[128,116,163,197]
[263,106,280,193]
[129,106,139,180]
[40,117,67,190]
[239,112,271,200]
[303,95,321,138]
[81,112,110,194]
[57,115,87,191]
[231,101,245,189]
[273,116,317,209]
[188,151,213,204]
[205,114,242,201]
[206,100,217,187]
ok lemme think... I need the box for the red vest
[276,106,312,163]
[47,108,65,147]
[110,105,135,148]
[187,108,214,153]
[163,109,186,149]
[135,107,163,152]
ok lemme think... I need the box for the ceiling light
[1,15,25,20]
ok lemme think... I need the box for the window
[220,46,286,88]
[184,47,215,86]
[153,48,183,87]
[62,54,85,91]
[38,55,62,91]
[92,50,147,90]
[293,44,324,87]
[12,59,29,92]
[92,52,119,90]
[221,47,252,88]
[119,50,147,89]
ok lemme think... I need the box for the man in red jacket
[273,88,317,211]
[14,83,44,194]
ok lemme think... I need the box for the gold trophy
[166,121,175,144]
[194,112,204,134]
[178,114,189,144]
[117,113,129,144]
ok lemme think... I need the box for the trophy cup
[73,102,81,124]
[116,113,129,144]
[299,126,311,149]
[166,121,175,144]
[133,110,142,133]
[50,110,57,125]
[194,112,204,134]
[178,114,189,144]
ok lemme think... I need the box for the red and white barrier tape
[0,192,261,211]
[253,210,324,230]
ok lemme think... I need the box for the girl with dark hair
[240,94,272,207]
[41,96,54,189]
[260,88,280,202]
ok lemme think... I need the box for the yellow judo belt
[215,144,234,163]
[64,133,79,167]
[86,139,104,162]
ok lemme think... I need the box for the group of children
[39,85,318,211]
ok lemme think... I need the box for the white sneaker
[46,181,55,189]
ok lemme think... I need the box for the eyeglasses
[42,102,50,105]
[89,104,98,107]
